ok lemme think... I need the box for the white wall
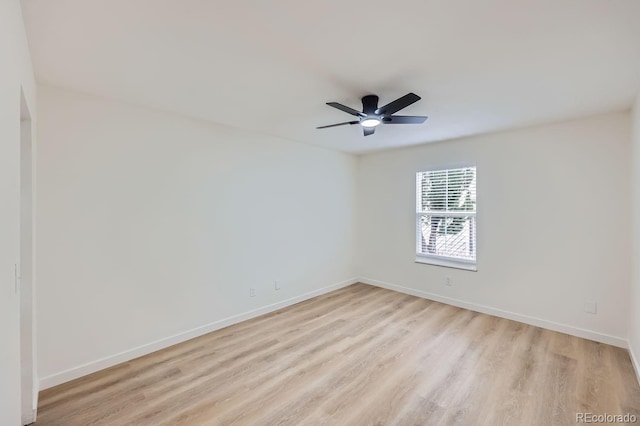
[0,1,37,425]
[36,85,357,387]
[357,112,631,345]
[630,93,640,379]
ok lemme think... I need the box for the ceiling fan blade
[375,93,421,116]
[316,121,359,129]
[383,115,428,124]
[363,127,375,136]
[326,102,365,117]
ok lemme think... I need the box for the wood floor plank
[35,283,640,425]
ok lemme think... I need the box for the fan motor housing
[362,95,379,115]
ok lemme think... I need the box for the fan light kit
[317,93,428,136]
[360,117,381,128]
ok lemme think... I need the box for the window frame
[415,164,477,272]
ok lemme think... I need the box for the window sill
[415,256,477,271]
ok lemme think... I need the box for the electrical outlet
[584,301,597,314]
[249,288,256,297]
[275,280,281,291]
[445,276,452,286]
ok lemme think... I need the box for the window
[416,166,476,270]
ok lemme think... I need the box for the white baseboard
[22,408,36,426]
[39,277,358,390]
[628,339,640,386]
[21,377,38,424]
[32,376,38,423]
[360,277,627,348]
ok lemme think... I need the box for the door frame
[20,88,37,425]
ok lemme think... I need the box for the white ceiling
[21,0,640,153]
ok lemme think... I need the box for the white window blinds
[416,167,477,264]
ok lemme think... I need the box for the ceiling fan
[317,93,428,136]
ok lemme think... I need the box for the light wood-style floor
[36,283,640,426]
